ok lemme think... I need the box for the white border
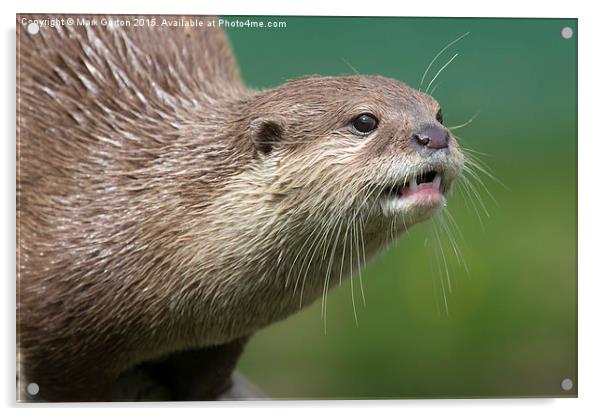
[3,1,600,415]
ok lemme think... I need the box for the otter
[16,14,464,401]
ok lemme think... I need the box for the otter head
[195,74,466,321]
[245,75,464,256]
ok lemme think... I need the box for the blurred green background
[226,17,577,399]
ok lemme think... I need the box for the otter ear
[249,115,286,155]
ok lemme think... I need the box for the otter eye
[436,109,444,124]
[352,113,378,135]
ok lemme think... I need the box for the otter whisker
[336,180,385,315]
[388,208,396,244]
[300,184,342,294]
[426,235,443,316]
[435,214,460,266]
[400,169,412,232]
[464,153,508,191]
[426,53,459,95]
[285,181,332,295]
[351,186,375,308]
[437,212,468,274]
[321,213,345,331]
[352,180,381,222]
[457,179,485,229]
[460,146,490,157]
[419,31,470,91]
[442,207,468,248]
[350,217,359,326]
[341,57,361,76]
[448,110,481,131]
[304,208,343,307]
[296,213,333,307]
[429,82,442,96]
[289,174,350,296]
[430,224,450,315]
[459,161,503,244]
[454,134,506,188]
[461,174,490,218]
[338,216,354,287]
[354,212,367,307]
[333,179,380,323]
[463,164,499,207]
[358,224,368,308]
[289,219,324,292]
[435,223,453,294]
[254,140,318,146]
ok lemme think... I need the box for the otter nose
[412,126,450,150]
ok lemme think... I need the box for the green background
[226,17,577,399]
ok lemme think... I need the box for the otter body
[17,15,464,401]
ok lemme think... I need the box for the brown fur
[17,14,464,401]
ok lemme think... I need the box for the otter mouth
[383,170,445,200]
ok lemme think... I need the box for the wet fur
[17,14,463,400]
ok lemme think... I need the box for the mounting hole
[26,382,40,396]
[560,26,573,39]
[26,22,40,35]
[561,378,574,391]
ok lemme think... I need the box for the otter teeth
[409,177,418,190]
[433,173,442,190]
[384,170,443,198]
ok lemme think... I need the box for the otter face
[249,75,464,247]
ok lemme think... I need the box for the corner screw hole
[561,378,574,391]
[561,27,573,39]
[26,382,39,396]
[26,22,40,35]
